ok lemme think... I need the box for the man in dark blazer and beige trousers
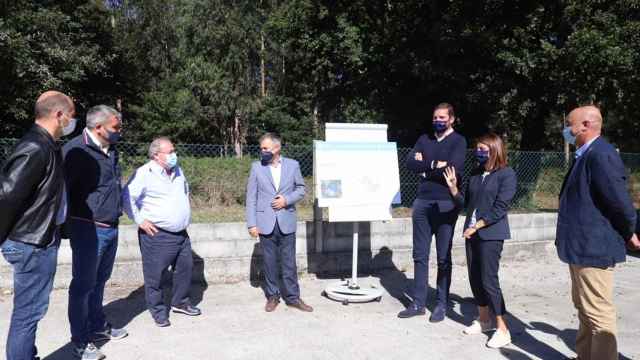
[556,105,640,360]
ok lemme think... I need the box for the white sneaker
[462,319,494,335]
[487,329,511,348]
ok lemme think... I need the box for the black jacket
[453,166,517,240]
[63,130,122,225]
[556,137,636,267]
[0,125,65,247]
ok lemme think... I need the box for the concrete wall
[0,213,559,290]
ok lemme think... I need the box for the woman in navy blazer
[443,133,517,349]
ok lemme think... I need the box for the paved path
[1,255,639,360]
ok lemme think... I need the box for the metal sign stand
[322,222,383,305]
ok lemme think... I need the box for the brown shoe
[265,296,280,312]
[287,299,314,312]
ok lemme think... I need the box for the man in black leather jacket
[0,90,76,360]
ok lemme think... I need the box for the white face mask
[61,116,78,136]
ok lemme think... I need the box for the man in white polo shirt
[122,136,200,327]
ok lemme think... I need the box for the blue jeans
[411,199,457,309]
[68,219,118,343]
[259,221,300,304]
[1,236,60,360]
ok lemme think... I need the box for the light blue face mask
[165,152,178,169]
[61,116,78,136]
[562,127,576,145]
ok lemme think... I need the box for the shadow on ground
[43,251,208,360]
[526,321,634,360]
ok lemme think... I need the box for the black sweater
[405,132,467,201]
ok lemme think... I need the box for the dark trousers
[411,199,457,308]
[68,219,118,343]
[259,221,300,304]
[1,236,59,360]
[466,237,506,316]
[139,228,193,321]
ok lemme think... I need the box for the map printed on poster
[314,141,401,222]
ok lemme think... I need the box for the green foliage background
[2,0,640,151]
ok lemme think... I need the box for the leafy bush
[121,155,314,213]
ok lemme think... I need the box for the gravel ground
[0,254,638,360]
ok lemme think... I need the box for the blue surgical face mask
[261,151,274,164]
[475,149,490,165]
[165,152,178,169]
[562,126,576,145]
[433,121,448,133]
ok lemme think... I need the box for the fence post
[313,199,323,253]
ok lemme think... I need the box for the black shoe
[397,304,426,318]
[171,304,202,316]
[154,318,171,327]
[429,304,446,322]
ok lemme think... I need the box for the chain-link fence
[2,138,639,223]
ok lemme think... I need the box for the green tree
[0,0,120,137]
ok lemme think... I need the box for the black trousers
[411,199,457,308]
[465,237,506,316]
[139,228,193,321]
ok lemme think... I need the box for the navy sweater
[63,130,122,225]
[405,132,467,201]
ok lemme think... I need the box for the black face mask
[261,151,274,164]
[433,121,448,133]
[475,149,490,165]
[104,128,121,144]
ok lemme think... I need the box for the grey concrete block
[0,213,561,289]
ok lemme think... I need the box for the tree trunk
[312,102,319,139]
[233,111,243,158]
[261,33,266,98]
[563,112,570,166]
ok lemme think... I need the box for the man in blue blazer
[246,133,313,313]
[556,105,640,360]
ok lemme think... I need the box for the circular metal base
[323,281,384,304]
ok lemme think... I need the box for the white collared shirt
[270,160,282,191]
[85,128,110,155]
[435,127,454,142]
[575,135,599,159]
[123,160,191,232]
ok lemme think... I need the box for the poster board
[314,123,401,222]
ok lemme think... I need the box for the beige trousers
[569,264,618,360]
